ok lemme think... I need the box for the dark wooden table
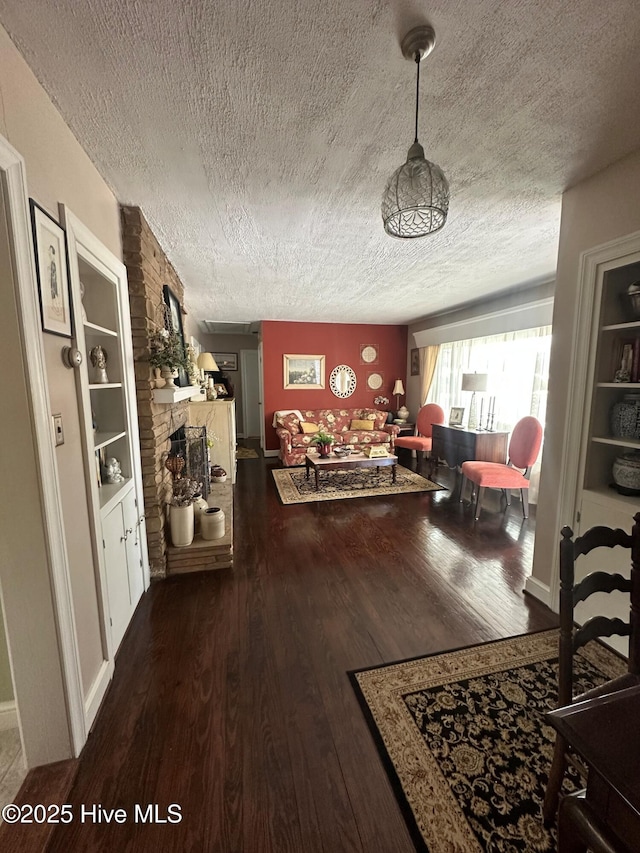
[431,424,509,469]
[547,684,640,852]
[305,451,397,491]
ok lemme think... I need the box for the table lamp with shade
[197,352,220,400]
[393,379,409,422]
[461,373,488,430]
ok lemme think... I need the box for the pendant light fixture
[381,25,449,238]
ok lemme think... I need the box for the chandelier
[381,25,449,238]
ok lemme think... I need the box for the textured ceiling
[2,0,640,327]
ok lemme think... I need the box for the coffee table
[305,450,398,491]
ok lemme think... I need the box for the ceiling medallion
[381,24,449,238]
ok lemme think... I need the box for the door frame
[240,348,260,439]
[0,135,85,761]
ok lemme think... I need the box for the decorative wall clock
[367,372,383,390]
[360,344,378,364]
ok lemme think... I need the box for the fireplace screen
[168,425,210,498]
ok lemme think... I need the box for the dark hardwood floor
[46,445,557,852]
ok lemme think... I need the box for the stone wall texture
[121,205,189,578]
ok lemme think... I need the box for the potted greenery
[310,430,335,458]
[149,327,188,388]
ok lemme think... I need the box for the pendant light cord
[414,51,420,144]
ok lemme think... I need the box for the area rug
[236,447,259,459]
[350,630,626,853]
[272,464,444,504]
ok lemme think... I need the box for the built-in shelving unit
[579,261,640,520]
[62,205,150,731]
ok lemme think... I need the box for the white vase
[397,405,410,422]
[192,495,208,532]
[153,367,166,389]
[161,365,177,388]
[169,504,194,547]
[201,506,225,540]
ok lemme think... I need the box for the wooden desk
[431,424,508,469]
[547,684,640,852]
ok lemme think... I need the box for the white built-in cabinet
[569,238,640,655]
[61,206,149,722]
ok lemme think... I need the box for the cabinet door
[122,489,144,608]
[102,502,132,651]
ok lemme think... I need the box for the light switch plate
[53,413,64,446]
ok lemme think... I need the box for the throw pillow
[300,421,319,434]
[280,412,301,434]
[350,419,374,430]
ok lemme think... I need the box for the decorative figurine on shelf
[102,457,124,484]
[614,343,633,383]
[89,345,109,384]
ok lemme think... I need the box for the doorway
[241,349,261,438]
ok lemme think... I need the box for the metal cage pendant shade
[382,25,449,239]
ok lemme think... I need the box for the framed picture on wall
[410,348,420,376]
[162,284,189,387]
[283,354,325,389]
[29,200,72,337]
[213,352,238,371]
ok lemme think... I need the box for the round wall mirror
[330,364,357,398]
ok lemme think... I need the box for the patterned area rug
[272,464,444,504]
[236,447,259,459]
[350,630,626,853]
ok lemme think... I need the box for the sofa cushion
[359,409,388,430]
[300,421,319,434]
[276,411,302,433]
[350,419,374,430]
[291,432,343,449]
[343,430,391,446]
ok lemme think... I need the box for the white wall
[0,24,121,719]
[0,607,13,703]
[532,148,640,590]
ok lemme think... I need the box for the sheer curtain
[426,326,552,501]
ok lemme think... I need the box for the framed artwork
[213,383,228,396]
[410,348,420,376]
[360,344,379,364]
[162,284,188,387]
[449,406,465,426]
[213,352,238,371]
[367,372,384,390]
[29,200,72,337]
[283,354,325,389]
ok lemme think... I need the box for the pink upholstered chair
[460,416,543,520]
[394,404,445,473]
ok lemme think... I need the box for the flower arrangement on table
[309,430,335,458]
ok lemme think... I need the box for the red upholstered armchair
[460,416,543,520]
[394,404,445,473]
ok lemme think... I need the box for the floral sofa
[275,408,399,467]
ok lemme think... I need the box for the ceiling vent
[202,320,260,336]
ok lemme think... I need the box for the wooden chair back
[543,511,640,824]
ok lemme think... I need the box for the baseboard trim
[524,575,554,610]
[263,449,279,458]
[84,659,113,732]
[0,700,18,731]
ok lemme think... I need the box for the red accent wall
[262,321,408,450]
